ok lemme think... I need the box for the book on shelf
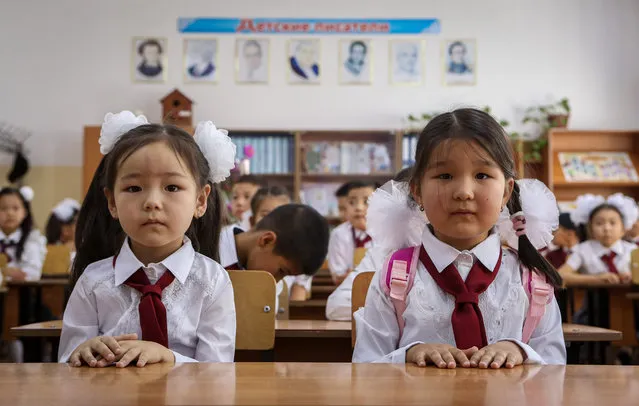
[230,134,294,174]
[302,141,392,174]
[299,182,341,217]
[402,134,417,169]
[558,152,639,182]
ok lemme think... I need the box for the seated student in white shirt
[218,204,329,285]
[559,193,637,287]
[59,111,237,367]
[327,181,378,285]
[0,186,47,282]
[334,181,358,223]
[45,198,81,262]
[231,175,264,231]
[326,168,416,321]
[248,186,312,301]
[353,109,566,367]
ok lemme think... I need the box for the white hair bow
[99,111,149,155]
[52,198,81,222]
[571,193,638,230]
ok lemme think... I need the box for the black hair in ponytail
[71,124,225,288]
[410,108,563,288]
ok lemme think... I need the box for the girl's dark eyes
[124,186,141,193]
[476,173,490,180]
[166,185,180,192]
[436,174,452,180]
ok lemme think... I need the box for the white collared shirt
[328,222,372,278]
[219,225,243,269]
[566,239,635,275]
[0,228,47,280]
[352,226,566,365]
[59,237,236,363]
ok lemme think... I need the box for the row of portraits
[133,37,477,86]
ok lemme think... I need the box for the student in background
[544,213,581,269]
[327,181,377,285]
[248,187,312,301]
[45,198,81,249]
[231,175,264,230]
[218,204,328,282]
[353,109,565,366]
[559,193,637,286]
[326,168,415,321]
[334,182,356,223]
[625,218,639,244]
[0,186,47,282]
[59,112,237,366]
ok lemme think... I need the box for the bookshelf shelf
[547,129,639,202]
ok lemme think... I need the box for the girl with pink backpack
[352,108,566,368]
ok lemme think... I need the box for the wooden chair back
[351,271,375,347]
[277,280,289,320]
[631,248,639,285]
[42,245,72,276]
[228,270,276,350]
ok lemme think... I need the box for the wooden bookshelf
[547,129,639,201]
[83,126,403,213]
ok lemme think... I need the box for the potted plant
[523,97,571,131]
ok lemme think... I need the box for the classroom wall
[1,0,639,220]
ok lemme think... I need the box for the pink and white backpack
[379,246,554,344]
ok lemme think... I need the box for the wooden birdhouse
[161,89,194,128]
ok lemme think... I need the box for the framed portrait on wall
[132,37,167,83]
[287,39,320,84]
[236,38,269,84]
[389,40,424,85]
[339,39,372,85]
[442,39,476,86]
[183,38,218,83]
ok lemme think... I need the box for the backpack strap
[379,246,420,337]
[520,264,553,344]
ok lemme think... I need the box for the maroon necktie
[0,240,17,262]
[546,248,568,269]
[124,269,175,348]
[352,228,372,248]
[600,252,618,274]
[420,245,501,350]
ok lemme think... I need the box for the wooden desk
[627,292,639,300]
[0,363,638,405]
[275,320,350,338]
[562,323,622,342]
[2,278,69,341]
[289,299,327,320]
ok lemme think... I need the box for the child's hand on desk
[597,272,621,284]
[113,340,175,368]
[69,333,138,367]
[470,341,526,369]
[406,343,478,368]
[2,267,27,281]
[619,272,632,284]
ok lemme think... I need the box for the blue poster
[178,18,440,35]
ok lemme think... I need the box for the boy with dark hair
[334,181,356,223]
[545,212,580,269]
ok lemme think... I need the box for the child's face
[105,142,210,255]
[246,231,299,282]
[251,195,290,227]
[337,196,348,222]
[60,222,76,244]
[590,208,625,248]
[414,139,513,250]
[231,182,259,219]
[345,187,375,231]
[552,226,575,248]
[0,194,26,234]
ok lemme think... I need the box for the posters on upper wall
[339,39,372,85]
[235,38,270,84]
[183,38,218,83]
[389,40,425,85]
[132,37,167,83]
[442,39,476,86]
[287,39,321,84]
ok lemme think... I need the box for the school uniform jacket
[352,226,566,365]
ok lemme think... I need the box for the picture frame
[339,39,372,85]
[132,37,167,83]
[235,38,270,84]
[442,39,477,86]
[183,38,218,84]
[389,39,425,85]
[287,39,321,85]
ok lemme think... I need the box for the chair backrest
[351,271,375,347]
[276,280,289,320]
[228,270,276,350]
[631,248,639,285]
[42,245,72,276]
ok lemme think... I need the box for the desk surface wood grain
[0,363,638,405]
